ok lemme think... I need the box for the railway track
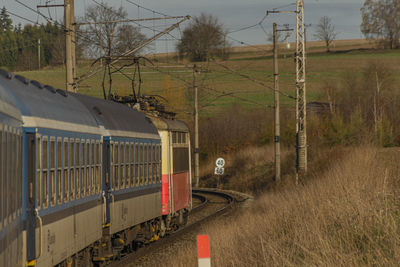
[108,188,240,267]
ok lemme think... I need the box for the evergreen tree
[0,7,12,33]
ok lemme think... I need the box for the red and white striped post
[197,235,211,267]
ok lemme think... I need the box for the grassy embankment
[146,146,400,266]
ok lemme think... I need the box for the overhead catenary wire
[136,62,272,108]
[125,0,170,17]
[211,59,296,100]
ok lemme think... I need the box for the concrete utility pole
[266,0,307,184]
[193,65,200,188]
[70,0,77,92]
[295,0,307,183]
[38,39,41,70]
[273,23,281,182]
[64,0,74,92]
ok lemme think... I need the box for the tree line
[0,7,69,71]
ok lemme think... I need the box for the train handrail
[35,208,43,260]
[111,193,115,221]
[102,192,107,225]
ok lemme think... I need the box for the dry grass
[165,146,400,266]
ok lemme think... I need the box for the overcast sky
[1,0,366,53]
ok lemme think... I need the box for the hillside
[16,39,400,117]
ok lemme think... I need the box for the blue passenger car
[0,72,104,267]
[73,94,162,247]
[0,70,24,267]
[0,69,168,266]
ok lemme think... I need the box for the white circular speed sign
[215,158,225,168]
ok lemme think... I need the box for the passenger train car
[0,70,192,267]
[0,71,24,267]
[148,116,192,228]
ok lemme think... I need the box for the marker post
[197,235,211,267]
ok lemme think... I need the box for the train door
[25,131,40,265]
[103,138,111,225]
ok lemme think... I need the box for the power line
[125,0,170,17]
[226,35,271,54]
[211,59,296,100]
[7,9,41,25]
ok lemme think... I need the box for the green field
[16,46,400,117]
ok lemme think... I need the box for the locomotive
[0,69,192,267]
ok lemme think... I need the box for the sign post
[214,158,225,188]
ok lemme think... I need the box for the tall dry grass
[162,146,400,266]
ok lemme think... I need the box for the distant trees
[177,13,230,61]
[82,4,146,59]
[0,7,66,70]
[360,0,400,49]
[314,16,337,52]
[115,24,146,55]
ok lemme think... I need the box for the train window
[86,140,90,196]
[0,125,3,226]
[149,144,153,184]
[42,137,48,208]
[96,141,100,194]
[130,144,134,187]
[147,144,150,185]
[50,139,55,206]
[178,132,182,143]
[182,133,187,144]
[139,143,144,185]
[114,142,120,190]
[4,128,8,222]
[135,143,139,186]
[144,143,148,185]
[70,138,75,201]
[173,132,177,144]
[6,128,10,222]
[110,143,114,190]
[14,132,18,216]
[36,137,41,209]
[10,129,15,219]
[121,143,125,189]
[153,144,156,183]
[126,143,130,188]
[152,144,156,184]
[76,140,80,199]
[81,141,86,197]
[18,133,22,216]
[91,140,95,195]
[158,145,162,183]
[57,139,62,205]
[64,139,69,203]
[158,144,162,183]
[0,126,3,225]
[81,140,85,198]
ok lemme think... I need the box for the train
[0,69,192,267]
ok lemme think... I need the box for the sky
[1,0,366,53]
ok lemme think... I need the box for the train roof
[147,115,189,133]
[0,70,99,131]
[73,93,160,139]
[0,71,21,122]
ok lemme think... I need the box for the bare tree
[177,13,230,61]
[82,4,145,59]
[115,24,146,55]
[361,0,400,49]
[314,16,337,52]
